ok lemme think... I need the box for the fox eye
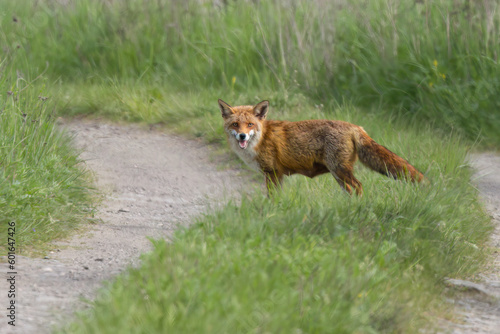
[248,123,254,127]
[232,122,238,127]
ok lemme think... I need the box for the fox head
[218,99,268,150]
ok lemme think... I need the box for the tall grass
[2,0,499,145]
[0,67,95,253]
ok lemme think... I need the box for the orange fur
[218,99,426,195]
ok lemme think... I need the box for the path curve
[8,118,246,334]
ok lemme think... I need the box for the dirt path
[439,153,500,333]
[6,119,247,334]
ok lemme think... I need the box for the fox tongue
[238,140,248,149]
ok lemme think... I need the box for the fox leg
[332,167,363,196]
[325,147,363,196]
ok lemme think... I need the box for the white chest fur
[228,131,262,172]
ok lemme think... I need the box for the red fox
[218,99,426,195]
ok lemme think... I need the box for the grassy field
[1,0,498,332]
[3,0,500,146]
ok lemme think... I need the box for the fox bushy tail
[355,129,426,183]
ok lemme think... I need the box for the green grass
[60,105,491,333]
[2,0,500,145]
[0,0,496,332]
[0,69,95,253]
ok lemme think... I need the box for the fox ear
[254,100,269,120]
[218,99,234,119]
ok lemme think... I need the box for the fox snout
[232,130,251,149]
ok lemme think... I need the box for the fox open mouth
[238,140,249,149]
